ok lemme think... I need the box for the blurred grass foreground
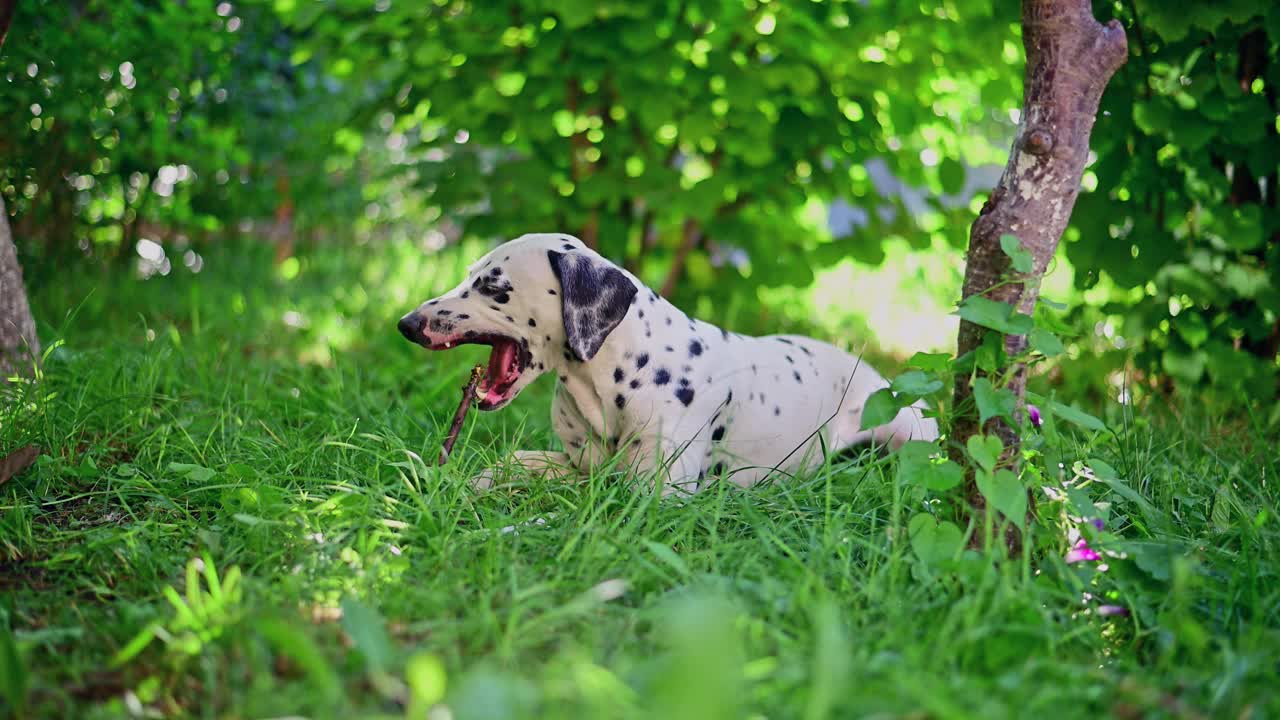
[2,0,1280,718]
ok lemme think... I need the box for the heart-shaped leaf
[859,388,903,431]
[999,234,1034,273]
[896,441,964,492]
[956,296,1034,335]
[890,370,943,398]
[966,434,1003,473]
[908,514,964,567]
[973,377,1016,425]
[977,469,1027,528]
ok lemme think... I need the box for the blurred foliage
[278,0,1018,303]
[1069,2,1280,400]
[0,0,362,267]
[2,0,1279,398]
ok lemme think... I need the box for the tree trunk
[951,2,1126,476]
[0,197,41,378]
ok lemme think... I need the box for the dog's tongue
[483,339,519,402]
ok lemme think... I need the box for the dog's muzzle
[398,313,426,343]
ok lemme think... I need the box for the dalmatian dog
[398,233,938,494]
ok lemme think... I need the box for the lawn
[3,241,1278,719]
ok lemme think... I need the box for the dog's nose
[397,313,425,341]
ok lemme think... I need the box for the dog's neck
[551,283,692,436]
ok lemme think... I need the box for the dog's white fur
[399,233,937,493]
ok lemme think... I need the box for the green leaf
[340,597,394,675]
[907,352,952,373]
[908,514,964,567]
[973,377,1016,425]
[169,462,216,483]
[494,72,526,97]
[939,157,965,195]
[999,234,1034,273]
[406,652,448,714]
[1028,327,1066,357]
[890,370,943,397]
[956,296,1034,335]
[897,441,964,492]
[966,434,1002,473]
[859,388,903,431]
[976,469,1027,528]
[1028,393,1106,432]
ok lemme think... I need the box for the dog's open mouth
[428,334,524,410]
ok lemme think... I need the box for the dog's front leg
[471,450,575,491]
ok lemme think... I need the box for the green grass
[2,241,1278,719]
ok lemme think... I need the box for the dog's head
[398,233,638,410]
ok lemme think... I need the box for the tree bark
[0,2,44,381]
[951,2,1126,470]
[0,197,40,378]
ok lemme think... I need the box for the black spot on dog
[710,462,725,476]
[528,318,537,327]
[494,293,511,304]
[711,426,725,442]
[464,330,478,338]
[676,387,695,406]
[638,309,645,319]
[665,345,674,352]
[751,364,758,374]
[505,315,514,323]
[721,328,729,341]
[689,340,703,357]
[777,338,793,345]
[548,288,557,295]
[559,375,568,382]
[786,355,794,363]
[636,353,649,369]
[665,317,672,326]
[726,390,733,403]
[774,406,781,416]
[748,392,755,401]
[544,335,552,342]
[563,243,575,250]
[800,346,813,356]
[427,300,438,306]
[630,379,641,389]
[654,368,671,385]
[491,267,503,276]
[439,310,452,316]
[678,377,690,386]
[461,291,470,299]
[649,291,658,303]
[614,368,624,383]
[615,394,626,409]
[457,314,470,320]
[793,371,803,383]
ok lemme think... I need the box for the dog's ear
[547,249,638,361]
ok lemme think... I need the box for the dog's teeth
[444,341,452,348]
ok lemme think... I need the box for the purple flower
[1027,404,1042,428]
[1090,518,1104,531]
[1097,604,1129,617]
[1065,539,1100,564]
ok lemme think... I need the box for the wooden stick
[439,365,484,465]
